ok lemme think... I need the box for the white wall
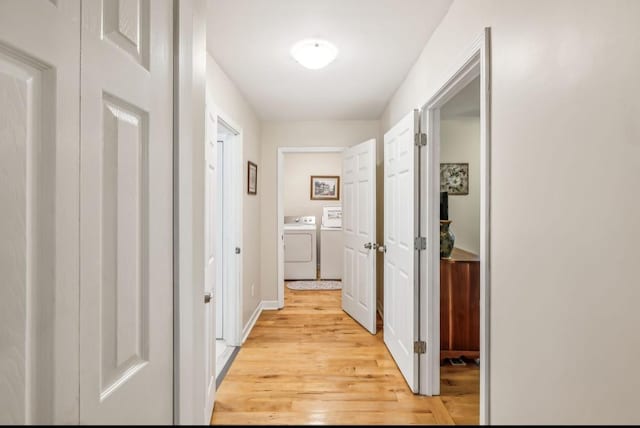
[260,121,380,301]
[440,118,480,254]
[283,152,343,267]
[206,54,262,328]
[381,0,640,423]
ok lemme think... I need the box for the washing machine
[284,216,317,280]
[320,206,343,280]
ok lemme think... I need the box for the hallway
[211,288,478,425]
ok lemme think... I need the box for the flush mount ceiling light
[290,38,338,70]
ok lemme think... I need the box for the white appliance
[284,216,317,280]
[320,206,343,280]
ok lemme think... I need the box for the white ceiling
[207,0,453,121]
[441,76,481,119]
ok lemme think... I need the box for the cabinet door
[440,261,452,351]
[452,262,480,351]
[440,260,480,354]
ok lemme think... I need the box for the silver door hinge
[414,237,426,251]
[414,132,427,147]
[414,341,427,354]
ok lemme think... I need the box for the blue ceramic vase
[440,220,455,259]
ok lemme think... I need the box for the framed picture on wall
[310,175,340,200]
[440,163,469,195]
[248,161,257,195]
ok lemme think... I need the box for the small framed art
[248,161,257,195]
[310,175,340,200]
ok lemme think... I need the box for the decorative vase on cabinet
[440,220,455,259]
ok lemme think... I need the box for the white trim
[240,300,280,344]
[261,300,280,311]
[241,302,263,344]
[479,29,492,426]
[276,146,346,309]
[418,28,491,425]
[279,146,347,154]
[174,0,207,424]
[276,150,284,308]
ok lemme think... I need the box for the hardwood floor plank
[211,288,478,425]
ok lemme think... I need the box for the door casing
[417,28,492,425]
[173,0,208,424]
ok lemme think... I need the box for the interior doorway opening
[276,147,346,309]
[419,29,491,425]
[281,151,343,284]
[276,142,378,334]
[438,74,482,424]
[203,102,244,416]
[214,118,240,376]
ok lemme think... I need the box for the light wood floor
[211,288,479,425]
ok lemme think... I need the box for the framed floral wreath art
[440,163,469,195]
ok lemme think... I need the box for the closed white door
[383,111,418,391]
[204,105,218,420]
[342,139,377,334]
[0,1,80,424]
[79,1,174,424]
[217,119,243,347]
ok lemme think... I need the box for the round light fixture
[290,38,338,70]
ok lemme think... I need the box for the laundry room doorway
[276,142,378,335]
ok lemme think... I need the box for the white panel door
[204,105,218,421]
[79,1,174,424]
[342,139,377,334]
[383,111,418,391]
[0,1,80,424]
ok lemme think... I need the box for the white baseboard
[377,300,383,320]
[241,301,262,344]
[261,300,279,310]
[241,300,280,344]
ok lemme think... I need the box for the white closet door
[342,139,377,334]
[383,111,418,392]
[79,1,174,424]
[0,1,80,424]
[204,105,218,421]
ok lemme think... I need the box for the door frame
[419,28,491,424]
[276,146,345,308]
[212,107,244,347]
[174,0,208,424]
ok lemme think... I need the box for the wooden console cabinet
[440,248,480,362]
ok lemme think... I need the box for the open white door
[204,105,218,421]
[342,139,377,334]
[79,1,174,424]
[0,1,80,424]
[383,111,419,392]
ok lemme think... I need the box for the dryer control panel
[285,215,316,225]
